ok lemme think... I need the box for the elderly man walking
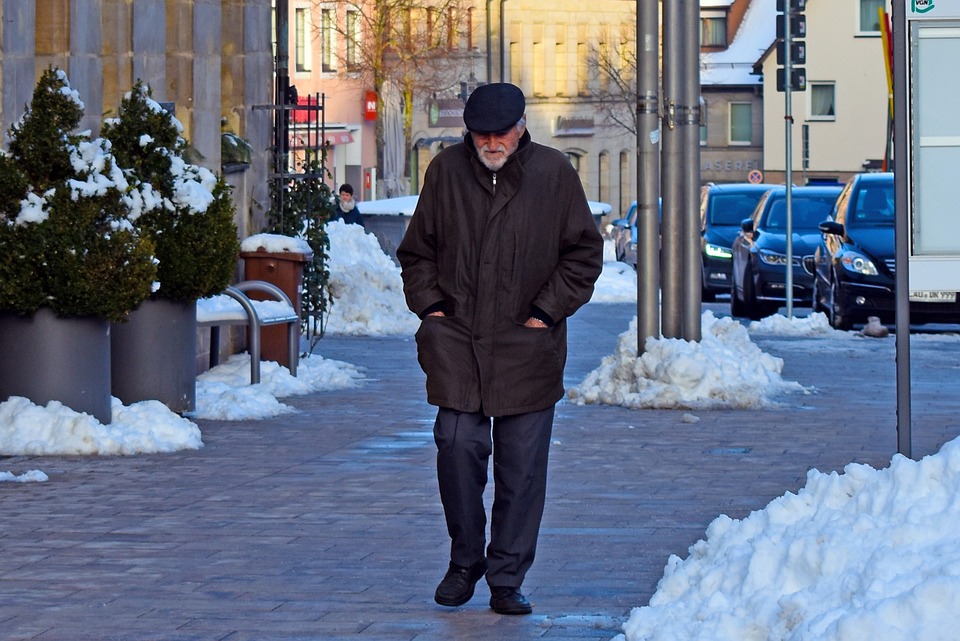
[397,83,603,615]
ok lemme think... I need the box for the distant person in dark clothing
[333,183,364,227]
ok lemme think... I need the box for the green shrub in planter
[102,81,238,302]
[0,68,156,322]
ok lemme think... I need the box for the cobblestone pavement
[2,301,958,641]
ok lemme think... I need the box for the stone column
[1,0,37,135]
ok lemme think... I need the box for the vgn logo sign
[912,0,935,13]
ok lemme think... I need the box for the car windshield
[762,196,838,231]
[707,192,767,225]
[849,184,895,226]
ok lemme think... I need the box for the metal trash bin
[239,249,312,370]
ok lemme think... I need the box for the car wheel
[812,275,825,314]
[741,271,767,321]
[828,276,852,331]
[730,279,746,317]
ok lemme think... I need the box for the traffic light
[776,0,806,92]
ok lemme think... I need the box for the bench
[196,280,300,384]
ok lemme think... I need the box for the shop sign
[428,98,465,128]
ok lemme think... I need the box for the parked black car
[730,184,843,320]
[811,172,960,329]
[699,182,772,301]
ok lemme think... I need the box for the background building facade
[758,0,891,183]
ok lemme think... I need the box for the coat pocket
[415,316,480,408]
[493,324,564,407]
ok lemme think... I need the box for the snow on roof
[701,0,776,87]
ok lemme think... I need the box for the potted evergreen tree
[0,68,157,424]
[102,81,239,413]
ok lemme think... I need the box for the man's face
[470,120,525,172]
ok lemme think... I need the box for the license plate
[909,290,957,303]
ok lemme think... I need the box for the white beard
[340,199,356,212]
[478,145,509,172]
[478,153,507,172]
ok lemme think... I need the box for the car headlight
[704,243,733,259]
[758,249,789,266]
[840,251,879,276]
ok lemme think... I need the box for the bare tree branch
[588,20,641,137]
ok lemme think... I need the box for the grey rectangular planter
[0,308,112,424]
[111,298,197,414]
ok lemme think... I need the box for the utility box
[898,2,960,294]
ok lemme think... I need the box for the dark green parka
[397,131,603,416]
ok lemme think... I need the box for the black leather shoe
[434,559,487,606]
[489,586,533,615]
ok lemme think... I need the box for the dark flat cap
[463,83,525,133]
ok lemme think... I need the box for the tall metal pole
[637,0,661,348]
[275,0,289,157]
[275,0,290,228]
[499,0,509,82]
[681,0,701,341]
[660,0,682,339]
[784,4,795,319]
[892,1,911,458]
[486,0,493,82]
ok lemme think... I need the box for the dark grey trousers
[433,405,555,588]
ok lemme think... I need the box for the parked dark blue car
[811,172,960,329]
[730,184,843,320]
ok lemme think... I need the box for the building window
[467,8,475,49]
[700,13,727,47]
[809,82,836,120]
[859,0,885,34]
[321,8,336,73]
[577,41,589,95]
[447,7,456,50]
[295,8,311,73]
[346,9,361,70]
[404,8,413,51]
[555,38,568,96]
[729,102,752,145]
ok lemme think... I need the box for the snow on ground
[324,220,420,335]
[569,311,808,410]
[615,435,960,641]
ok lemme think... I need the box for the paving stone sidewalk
[2,301,958,641]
